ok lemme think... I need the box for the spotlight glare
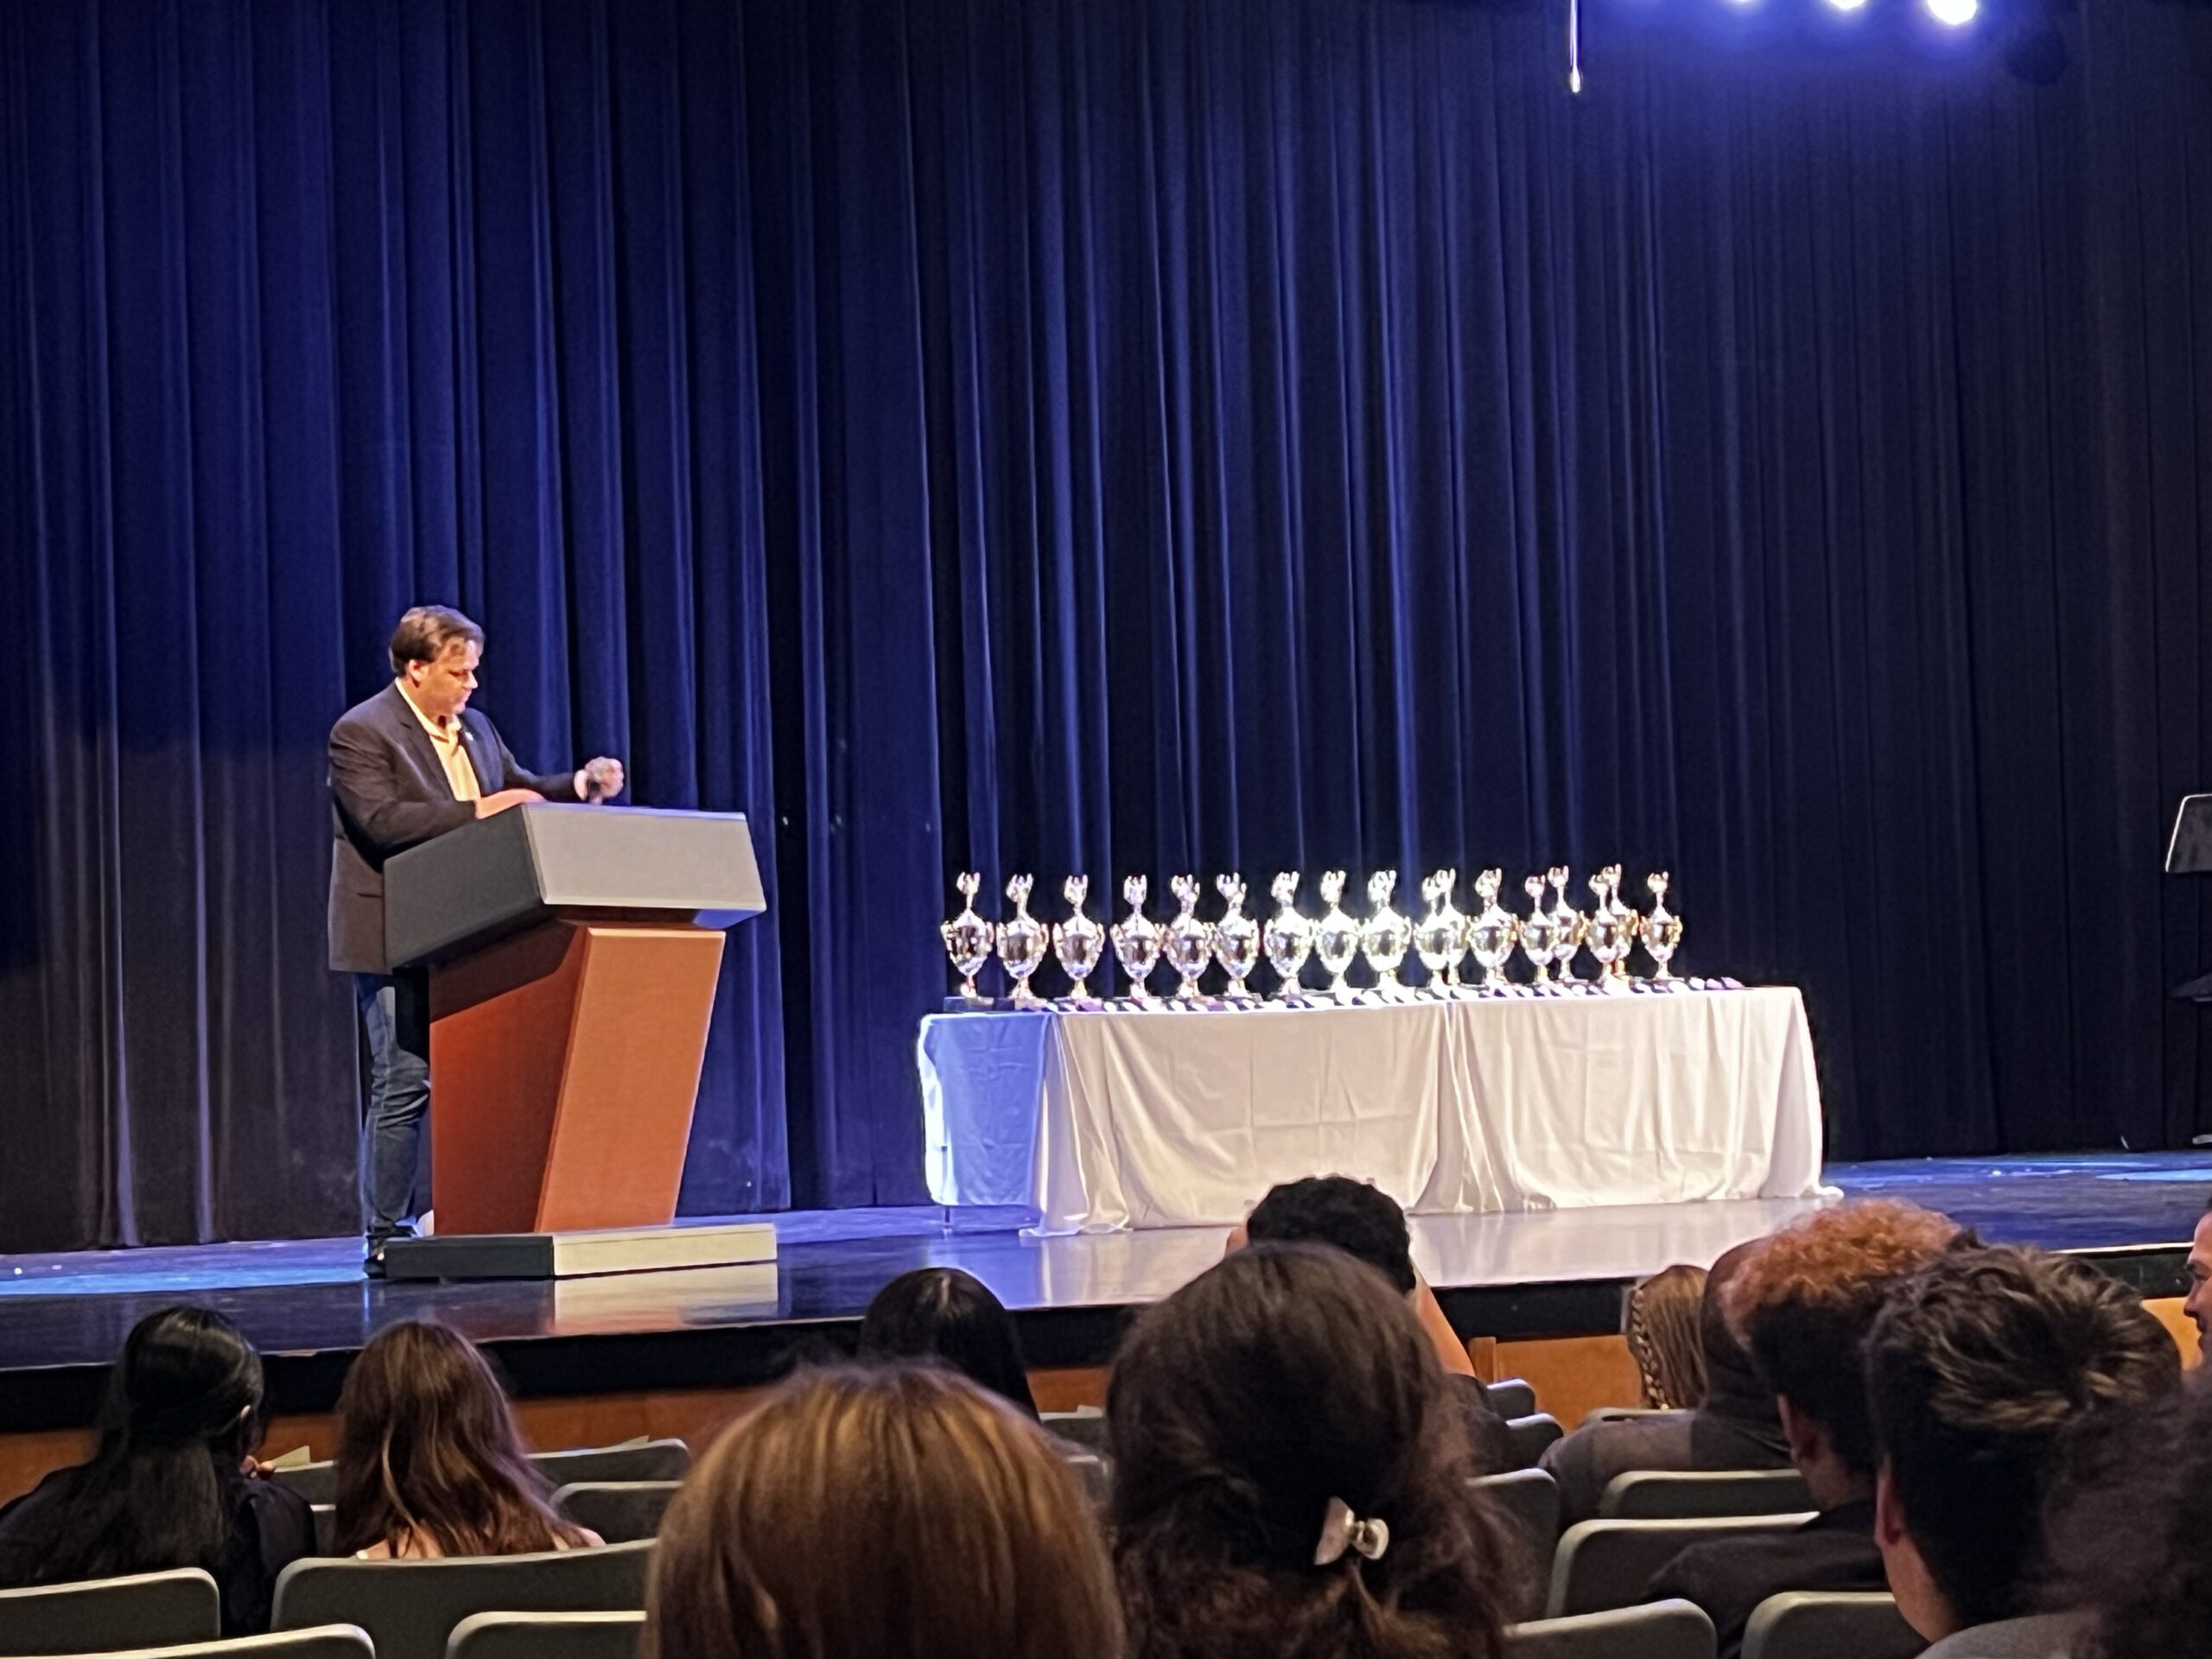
[1825,0,1868,12]
[1925,0,1979,25]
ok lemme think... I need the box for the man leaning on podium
[327,606,625,1278]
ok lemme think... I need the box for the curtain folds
[3,0,2210,1249]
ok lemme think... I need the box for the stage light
[1925,0,1980,24]
[1824,0,1869,12]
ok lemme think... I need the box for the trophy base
[944,994,998,1013]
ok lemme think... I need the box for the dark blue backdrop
[4,0,2212,1251]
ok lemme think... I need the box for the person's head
[34,1306,265,1586]
[645,1364,1119,1659]
[857,1267,1039,1418]
[2044,1366,2212,1659]
[1695,1239,1786,1437]
[1866,1246,2181,1641]
[388,605,484,720]
[1243,1175,1416,1295]
[2183,1201,2212,1360]
[1108,1242,1514,1659]
[1726,1201,1961,1507]
[1625,1265,1708,1410]
[334,1320,588,1557]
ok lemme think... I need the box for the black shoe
[363,1248,388,1281]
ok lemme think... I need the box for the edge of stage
[2,1153,2207,1444]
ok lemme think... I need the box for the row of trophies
[940,866,1694,1008]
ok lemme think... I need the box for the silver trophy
[1548,866,1588,989]
[1212,874,1262,1001]
[1584,867,1633,988]
[940,872,995,1005]
[1164,874,1216,1002]
[995,874,1050,1008]
[1518,874,1561,988]
[1313,870,1362,1000]
[1605,862,1641,985]
[1053,874,1106,1003]
[1262,872,1314,1001]
[1466,868,1521,993]
[1643,872,1684,985]
[1111,875,1165,1002]
[1360,870,1414,1000]
[1413,869,1467,995]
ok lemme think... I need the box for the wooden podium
[378,804,774,1280]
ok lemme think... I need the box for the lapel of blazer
[383,683,448,789]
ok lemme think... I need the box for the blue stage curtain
[3,0,2211,1250]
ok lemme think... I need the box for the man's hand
[475,787,543,818]
[577,756,626,804]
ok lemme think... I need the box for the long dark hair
[857,1268,1040,1418]
[333,1321,588,1557]
[29,1306,264,1586]
[1108,1243,1515,1659]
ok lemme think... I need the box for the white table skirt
[918,988,1827,1235]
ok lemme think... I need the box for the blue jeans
[354,972,431,1250]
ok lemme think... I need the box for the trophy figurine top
[1360,869,1413,999]
[1164,874,1216,1001]
[1110,874,1165,1003]
[1643,871,1684,984]
[1466,868,1521,993]
[1518,872,1561,987]
[995,874,1050,1008]
[1212,873,1262,1001]
[1548,866,1588,990]
[1053,874,1107,1004]
[1413,868,1466,995]
[1313,869,1362,999]
[940,871,994,1005]
[1262,871,1314,1002]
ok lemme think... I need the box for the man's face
[405,639,480,721]
[2183,1211,2212,1359]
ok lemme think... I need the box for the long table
[918,987,1826,1235]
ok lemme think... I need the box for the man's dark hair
[857,1267,1039,1420]
[388,605,484,676]
[1866,1246,2179,1629]
[1243,1176,1415,1295]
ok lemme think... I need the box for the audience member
[1241,1174,1510,1472]
[2181,1197,2210,1360]
[1646,1201,1961,1659]
[333,1320,600,1558]
[1109,1242,1518,1659]
[857,1265,1040,1418]
[644,1364,1120,1659]
[1541,1238,1792,1525]
[0,1306,312,1634]
[1626,1265,1709,1409]
[2043,1365,2212,1659]
[1866,1245,2179,1657]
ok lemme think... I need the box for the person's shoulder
[0,1463,86,1535]
[333,684,404,738]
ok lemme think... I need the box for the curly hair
[1244,1176,1417,1295]
[1108,1243,1517,1659]
[2044,1367,2212,1659]
[1865,1246,2180,1628]
[1723,1200,1961,1473]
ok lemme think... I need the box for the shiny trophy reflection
[1164,874,1216,1003]
[1359,869,1414,1001]
[941,872,995,1006]
[1466,868,1521,994]
[1414,869,1466,995]
[1111,875,1165,1004]
[1263,872,1314,1003]
[1213,874,1262,1002]
[995,874,1049,1008]
[1519,873,1560,989]
[1643,872,1684,986]
[1313,870,1362,1001]
[1053,874,1106,1005]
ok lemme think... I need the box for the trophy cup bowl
[1359,869,1414,1001]
[1110,874,1165,1004]
[1548,865,1587,991]
[1466,868,1520,994]
[1164,874,1216,1002]
[1313,869,1361,1000]
[995,874,1050,1008]
[1212,874,1262,1002]
[1519,873,1560,988]
[1643,871,1684,985]
[1413,868,1466,997]
[1585,869,1630,989]
[940,871,995,1006]
[1053,874,1106,1004]
[1262,871,1314,1002]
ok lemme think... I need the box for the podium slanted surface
[383,805,767,1266]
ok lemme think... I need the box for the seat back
[1740,1592,1926,1659]
[0,1569,221,1656]
[1598,1470,1815,1520]
[1487,1379,1538,1419]
[272,1441,690,1510]
[1061,1454,1113,1510]
[1504,1413,1566,1471]
[447,1611,645,1659]
[1472,1468,1562,1562]
[1546,1515,1815,1618]
[1579,1407,1691,1428]
[273,1541,655,1659]
[10,1628,372,1659]
[1506,1599,1717,1659]
[1039,1409,1110,1454]
[552,1483,681,1545]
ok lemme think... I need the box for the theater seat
[1473,1468,1563,1560]
[446,1611,645,1659]
[273,1440,691,1509]
[1504,1413,1566,1470]
[1545,1515,1815,1618]
[0,1568,220,1656]
[1505,1598,1717,1659]
[11,1629,372,1659]
[552,1483,682,1545]
[1740,1592,1925,1659]
[1598,1470,1815,1519]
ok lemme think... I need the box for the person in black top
[0,1306,313,1635]
[1646,1201,1962,1659]
[1240,1176,1511,1475]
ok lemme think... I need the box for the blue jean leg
[354,971,431,1249]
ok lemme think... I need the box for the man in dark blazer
[329,605,623,1274]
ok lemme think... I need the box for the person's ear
[1874,1460,1906,1546]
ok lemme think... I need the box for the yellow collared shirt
[395,681,483,804]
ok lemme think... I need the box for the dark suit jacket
[327,683,581,973]
[1644,1499,1886,1659]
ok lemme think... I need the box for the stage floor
[3,1151,2206,1431]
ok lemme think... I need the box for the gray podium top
[385,804,764,969]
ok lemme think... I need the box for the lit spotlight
[1925,0,1979,24]
[1824,0,1868,11]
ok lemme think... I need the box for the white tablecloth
[918,988,1826,1235]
